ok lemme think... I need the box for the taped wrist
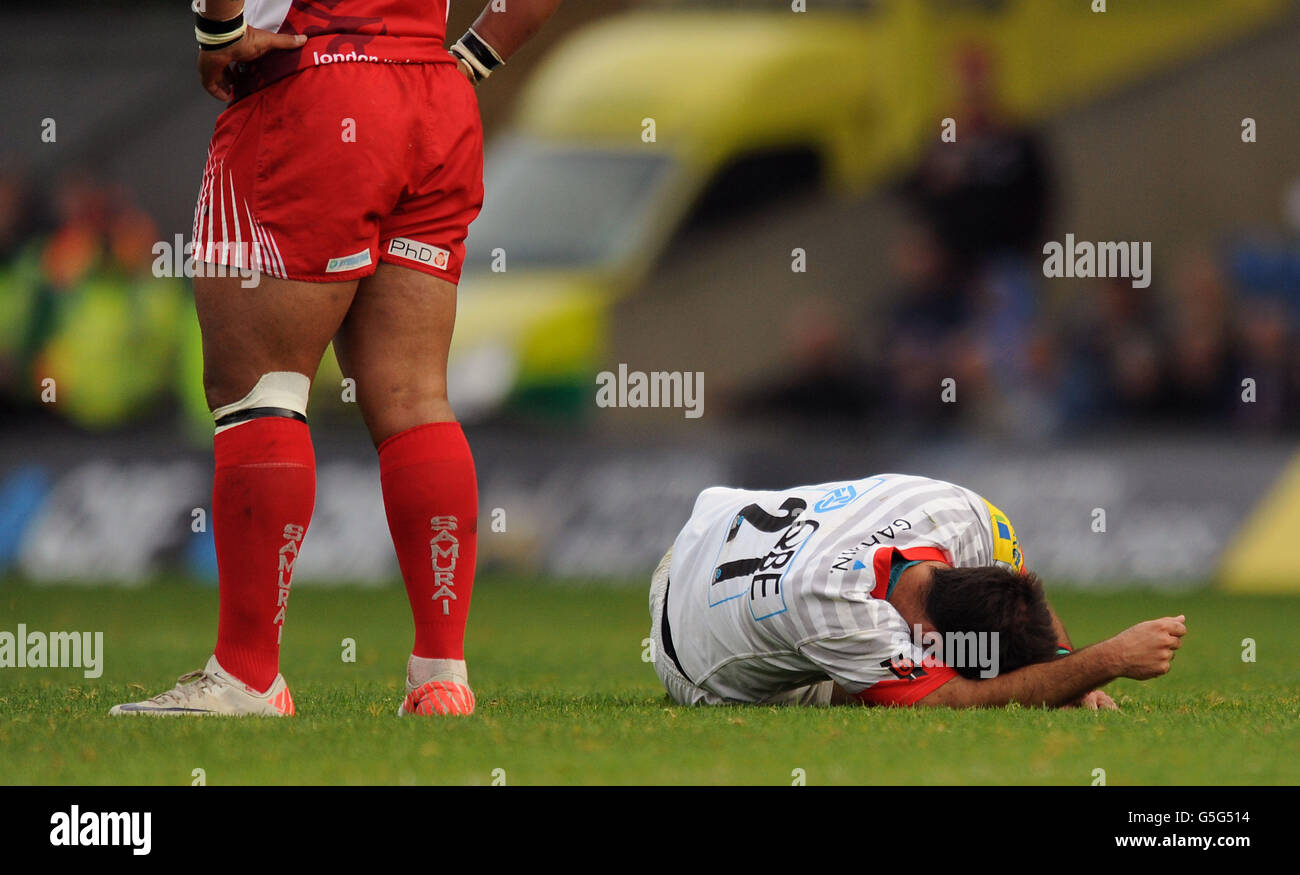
[449,28,504,83]
[195,10,247,52]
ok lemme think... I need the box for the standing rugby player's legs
[109,271,356,718]
[199,274,357,693]
[110,15,347,717]
[334,264,480,716]
[349,0,569,718]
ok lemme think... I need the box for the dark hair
[924,565,1058,678]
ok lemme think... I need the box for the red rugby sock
[211,418,316,693]
[378,422,478,661]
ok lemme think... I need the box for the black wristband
[195,10,246,51]
[458,29,503,74]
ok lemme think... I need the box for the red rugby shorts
[193,60,483,284]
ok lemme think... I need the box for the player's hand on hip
[455,57,477,86]
[1109,615,1186,680]
[198,28,308,102]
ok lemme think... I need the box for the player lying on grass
[649,473,1185,709]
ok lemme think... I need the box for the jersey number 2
[710,497,819,620]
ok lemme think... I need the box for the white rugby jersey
[663,473,1025,705]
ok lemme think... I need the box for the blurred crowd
[853,221,1300,438]
[0,158,201,433]
[735,48,1300,438]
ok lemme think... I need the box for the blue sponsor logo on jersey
[815,486,856,513]
[813,477,884,514]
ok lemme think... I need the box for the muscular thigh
[333,261,459,445]
[194,274,357,411]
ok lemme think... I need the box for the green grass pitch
[1,580,1296,785]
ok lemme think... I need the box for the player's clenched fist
[198,28,307,102]
[1107,615,1186,680]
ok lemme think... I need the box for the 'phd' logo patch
[387,237,450,271]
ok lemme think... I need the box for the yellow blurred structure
[1219,450,1300,593]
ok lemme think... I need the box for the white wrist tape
[450,28,504,82]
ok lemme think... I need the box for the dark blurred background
[2,0,1299,591]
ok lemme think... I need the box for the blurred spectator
[901,44,1053,269]
[0,166,187,431]
[0,161,44,260]
[881,224,971,429]
[1221,217,1300,430]
[728,297,879,425]
[888,43,1058,437]
[1165,248,1239,421]
[1059,276,1170,425]
[1234,296,1295,429]
[0,159,46,408]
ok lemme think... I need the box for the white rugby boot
[109,655,294,717]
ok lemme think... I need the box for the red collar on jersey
[871,546,950,600]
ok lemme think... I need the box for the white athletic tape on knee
[213,371,311,433]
